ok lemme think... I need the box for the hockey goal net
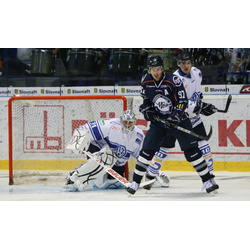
[8,95,135,185]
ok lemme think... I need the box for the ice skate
[127,181,139,195]
[210,174,219,190]
[61,179,78,192]
[61,171,85,192]
[202,179,219,194]
[155,171,170,187]
[143,175,155,190]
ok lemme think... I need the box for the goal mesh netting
[8,95,137,185]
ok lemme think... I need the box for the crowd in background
[0,48,249,87]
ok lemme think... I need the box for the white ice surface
[1,170,250,201]
[1,170,250,250]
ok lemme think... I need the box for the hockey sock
[133,150,156,184]
[184,147,211,183]
[133,155,149,184]
[198,140,214,174]
[147,148,168,177]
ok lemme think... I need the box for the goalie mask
[120,110,137,136]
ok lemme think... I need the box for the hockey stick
[82,150,156,188]
[154,116,212,141]
[213,95,232,113]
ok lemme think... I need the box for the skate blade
[207,189,218,196]
[212,189,218,194]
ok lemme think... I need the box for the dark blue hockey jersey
[140,72,189,124]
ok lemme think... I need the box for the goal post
[8,95,133,185]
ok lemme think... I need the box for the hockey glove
[164,113,181,129]
[193,98,202,114]
[200,102,216,116]
[139,104,157,122]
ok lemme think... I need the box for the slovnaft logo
[121,88,125,93]
[15,89,18,94]
[67,89,71,94]
[240,86,250,94]
[205,87,209,92]
[94,88,98,93]
[41,89,45,94]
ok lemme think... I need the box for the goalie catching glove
[94,145,118,168]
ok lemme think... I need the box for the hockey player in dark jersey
[127,55,219,195]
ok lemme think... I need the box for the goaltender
[63,109,168,191]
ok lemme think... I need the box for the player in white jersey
[145,51,219,191]
[63,110,145,191]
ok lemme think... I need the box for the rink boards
[1,95,250,172]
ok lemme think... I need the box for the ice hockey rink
[1,170,250,250]
[1,170,249,201]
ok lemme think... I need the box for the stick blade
[206,126,213,140]
[217,95,232,113]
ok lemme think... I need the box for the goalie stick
[82,150,156,189]
[154,116,212,141]
[213,95,232,113]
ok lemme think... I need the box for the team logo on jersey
[115,145,127,158]
[173,76,182,87]
[153,95,173,114]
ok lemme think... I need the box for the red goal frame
[8,95,128,185]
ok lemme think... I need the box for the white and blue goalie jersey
[81,118,144,167]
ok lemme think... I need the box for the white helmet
[120,110,137,135]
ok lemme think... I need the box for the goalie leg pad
[69,159,105,190]
[93,173,124,189]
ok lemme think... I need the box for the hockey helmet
[147,56,164,67]
[177,51,193,66]
[120,110,137,135]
